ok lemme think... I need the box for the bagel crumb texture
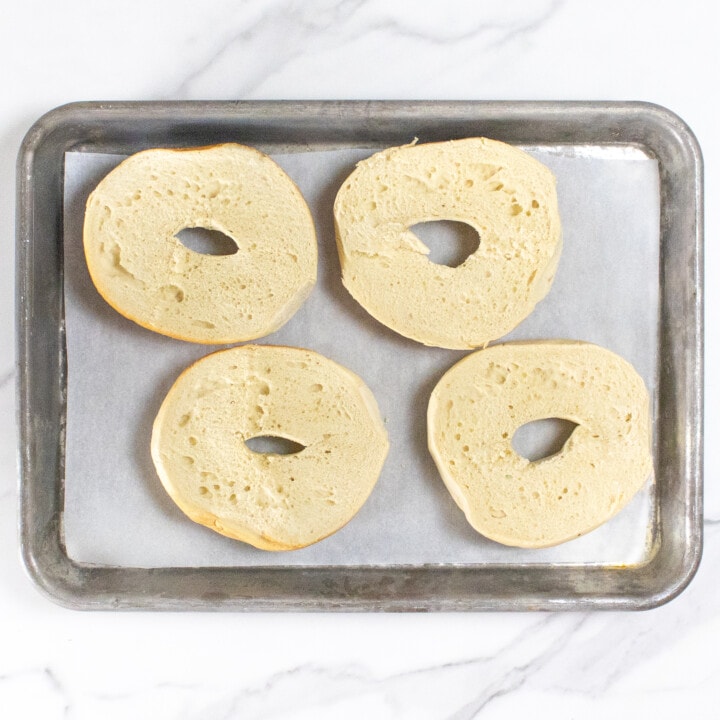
[83,144,317,344]
[334,138,562,349]
[151,345,389,550]
[427,341,653,548]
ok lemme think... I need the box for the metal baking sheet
[17,101,703,610]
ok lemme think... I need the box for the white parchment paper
[63,145,660,567]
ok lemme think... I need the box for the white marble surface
[1,1,717,717]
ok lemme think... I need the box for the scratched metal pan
[16,101,703,610]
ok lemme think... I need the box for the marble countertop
[1,1,717,717]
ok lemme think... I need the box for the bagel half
[334,138,562,349]
[151,345,389,550]
[427,341,653,548]
[83,144,317,344]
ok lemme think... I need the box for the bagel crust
[427,341,653,548]
[334,138,562,349]
[151,345,389,550]
[83,144,317,344]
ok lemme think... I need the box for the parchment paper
[63,145,660,567]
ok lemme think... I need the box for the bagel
[334,138,562,349]
[150,345,389,550]
[427,341,653,548]
[83,144,316,344]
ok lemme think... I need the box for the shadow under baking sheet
[62,145,659,568]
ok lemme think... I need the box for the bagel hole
[175,226,238,256]
[411,220,480,268]
[512,418,578,462]
[245,435,306,456]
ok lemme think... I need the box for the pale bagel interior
[334,138,563,349]
[427,341,653,548]
[151,344,389,550]
[83,144,317,344]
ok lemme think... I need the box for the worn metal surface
[16,101,703,610]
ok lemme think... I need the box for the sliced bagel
[334,138,562,349]
[84,144,316,343]
[151,345,389,550]
[427,341,653,548]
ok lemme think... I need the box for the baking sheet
[62,144,660,568]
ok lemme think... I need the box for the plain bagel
[427,341,653,548]
[83,144,317,344]
[334,138,562,349]
[151,344,389,550]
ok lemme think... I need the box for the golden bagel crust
[427,341,653,548]
[151,345,389,550]
[83,144,316,344]
[334,138,562,349]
